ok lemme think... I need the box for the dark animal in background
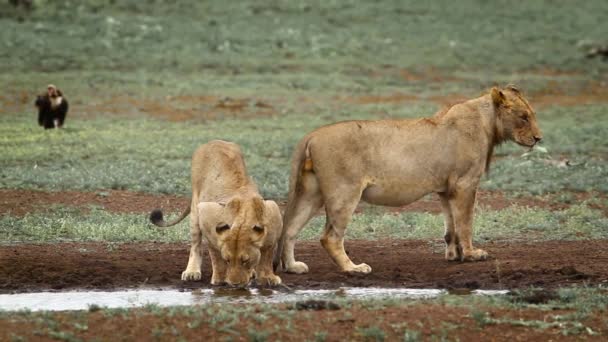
[36,84,69,129]
[585,45,608,60]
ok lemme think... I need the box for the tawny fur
[274,86,542,275]
[150,140,282,286]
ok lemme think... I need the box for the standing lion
[274,86,542,275]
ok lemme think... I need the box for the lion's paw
[462,248,488,262]
[445,245,460,261]
[210,277,226,286]
[285,261,309,274]
[257,274,282,286]
[181,270,202,281]
[345,263,372,274]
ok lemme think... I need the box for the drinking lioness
[150,140,282,286]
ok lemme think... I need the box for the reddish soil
[1,240,606,293]
[1,300,605,341]
[2,188,602,218]
[0,189,189,217]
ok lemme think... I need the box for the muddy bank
[1,240,606,293]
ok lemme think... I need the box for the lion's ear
[506,84,520,94]
[491,87,507,107]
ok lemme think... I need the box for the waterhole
[0,288,508,312]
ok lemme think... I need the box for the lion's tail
[273,136,312,271]
[149,201,191,228]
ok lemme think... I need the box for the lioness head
[491,85,542,147]
[198,196,280,287]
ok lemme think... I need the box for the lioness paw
[345,263,372,274]
[181,270,202,281]
[285,261,309,274]
[445,245,460,261]
[462,248,488,262]
[258,274,282,286]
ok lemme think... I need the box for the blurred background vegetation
[0,1,606,223]
[2,0,607,197]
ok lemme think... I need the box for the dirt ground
[2,188,607,293]
[1,239,606,293]
[1,188,602,217]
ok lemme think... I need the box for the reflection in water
[0,287,508,312]
[212,287,253,298]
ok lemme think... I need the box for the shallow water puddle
[0,288,507,312]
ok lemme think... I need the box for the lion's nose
[533,135,542,143]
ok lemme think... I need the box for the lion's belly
[360,176,443,207]
[361,185,432,207]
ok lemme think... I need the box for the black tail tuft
[150,209,164,226]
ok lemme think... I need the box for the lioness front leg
[448,188,488,261]
[208,248,227,285]
[439,193,461,261]
[256,246,281,286]
[320,189,371,274]
[182,216,203,281]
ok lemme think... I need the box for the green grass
[1,102,607,198]
[1,204,605,243]
[3,1,607,75]
[1,1,607,251]
[1,0,607,198]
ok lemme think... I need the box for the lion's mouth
[516,139,537,149]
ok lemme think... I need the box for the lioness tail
[149,203,191,228]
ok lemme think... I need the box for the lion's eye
[521,115,529,122]
[253,225,264,233]
[216,224,230,234]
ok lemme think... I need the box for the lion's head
[491,85,543,147]
[198,196,280,287]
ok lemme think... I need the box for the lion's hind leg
[320,185,371,274]
[281,171,323,274]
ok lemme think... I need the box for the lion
[274,86,542,275]
[150,140,282,287]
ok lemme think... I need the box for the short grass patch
[1,204,605,243]
[1,102,607,198]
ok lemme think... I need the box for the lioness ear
[506,84,521,94]
[491,87,507,107]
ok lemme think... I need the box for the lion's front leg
[448,187,488,262]
[208,248,227,285]
[182,216,203,281]
[256,246,281,286]
[439,193,461,261]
